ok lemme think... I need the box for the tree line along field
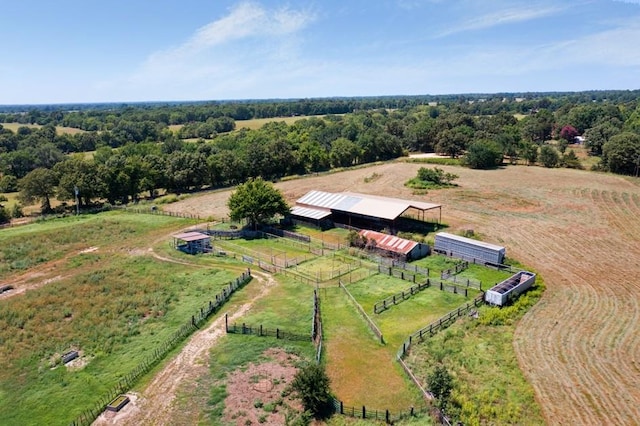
[165,161,640,425]
[2,91,640,227]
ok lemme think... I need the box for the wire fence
[331,398,431,424]
[338,280,384,344]
[225,322,310,342]
[69,270,252,426]
[397,293,485,360]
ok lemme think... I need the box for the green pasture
[0,210,192,280]
[404,290,545,425]
[321,286,422,411]
[0,253,243,425]
[213,236,313,264]
[289,255,355,281]
[236,274,315,334]
[345,275,479,348]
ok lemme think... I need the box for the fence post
[362,406,366,419]
[340,401,344,414]
[225,314,228,332]
[386,409,390,424]
[276,328,280,339]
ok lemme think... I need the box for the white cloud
[437,5,566,37]
[103,2,315,101]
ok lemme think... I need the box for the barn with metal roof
[172,231,212,254]
[359,229,430,261]
[290,190,441,231]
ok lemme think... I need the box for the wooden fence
[331,398,430,424]
[69,270,252,426]
[397,293,485,359]
[226,321,310,342]
[440,260,469,279]
[338,280,384,344]
[373,280,432,314]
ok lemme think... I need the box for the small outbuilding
[433,232,505,265]
[359,230,429,261]
[172,231,211,254]
[485,271,536,306]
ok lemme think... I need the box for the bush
[0,175,18,192]
[290,363,333,419]
[539,145,560,168]
[461,140,503,169]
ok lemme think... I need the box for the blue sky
[1,0,639,104]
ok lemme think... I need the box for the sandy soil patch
[222,348,304,426]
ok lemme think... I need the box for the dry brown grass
[0,122,84,135]
[168,162,640,425]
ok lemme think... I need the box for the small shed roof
[435,232,505,252]
[359,230,419,255]
[296,190,441,221]
[173,231,210,242]
[290,206,332,220]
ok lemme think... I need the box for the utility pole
[74,186,79,215]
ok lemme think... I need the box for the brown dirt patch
[168,162,640,425]
[222,348,304,426]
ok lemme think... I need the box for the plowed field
[168,162,640,425]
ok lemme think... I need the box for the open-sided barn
[359,229,429,261]
[433,232,505,264]
[172,231,211,254]
[290,190,441,231]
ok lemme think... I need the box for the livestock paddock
[167,162,640,425]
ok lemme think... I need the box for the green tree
[602,132,640,175]
[539,145,560,168]
[0,174,18,192]
[227,177,289,228]
[462,140,503,169]
[330,137,360,168]
[18,168,58,213]
[54,157,105,207]
[0,195,9,223]
[427,365,453,410]
[521,142,538,166]
[290,363,333,419]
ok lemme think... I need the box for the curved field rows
[169,162,640,425]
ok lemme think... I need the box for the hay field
[0,122,84,135]
[167,162,640,425]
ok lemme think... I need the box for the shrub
[290,363,333,419]
[539,145,560,168]
[461,140,503,169]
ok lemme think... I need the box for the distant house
[359,229,429,261]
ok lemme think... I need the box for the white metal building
[433,232,505,264]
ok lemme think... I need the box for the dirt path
[93,266,276,426]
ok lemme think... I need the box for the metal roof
[435,232,505,252]
[173,231,211,242]
[359,230,419,255]
[290,206,332,220]
[296,190,441,221]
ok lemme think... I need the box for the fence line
[397,293,484,359]
[440,260,469,279]
[331,397,430,424]
[226,322,310,342]
[312,289,323,364]
[338,280,384,344]
[69,269,252,426]
[373,280,432,314]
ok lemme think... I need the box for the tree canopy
[227,177,289,228]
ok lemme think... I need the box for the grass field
[346,275,481,348]
[0,211,249,425]
[0,122,85,135]
[167,161,640,424]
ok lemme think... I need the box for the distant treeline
[1,91,639,217]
